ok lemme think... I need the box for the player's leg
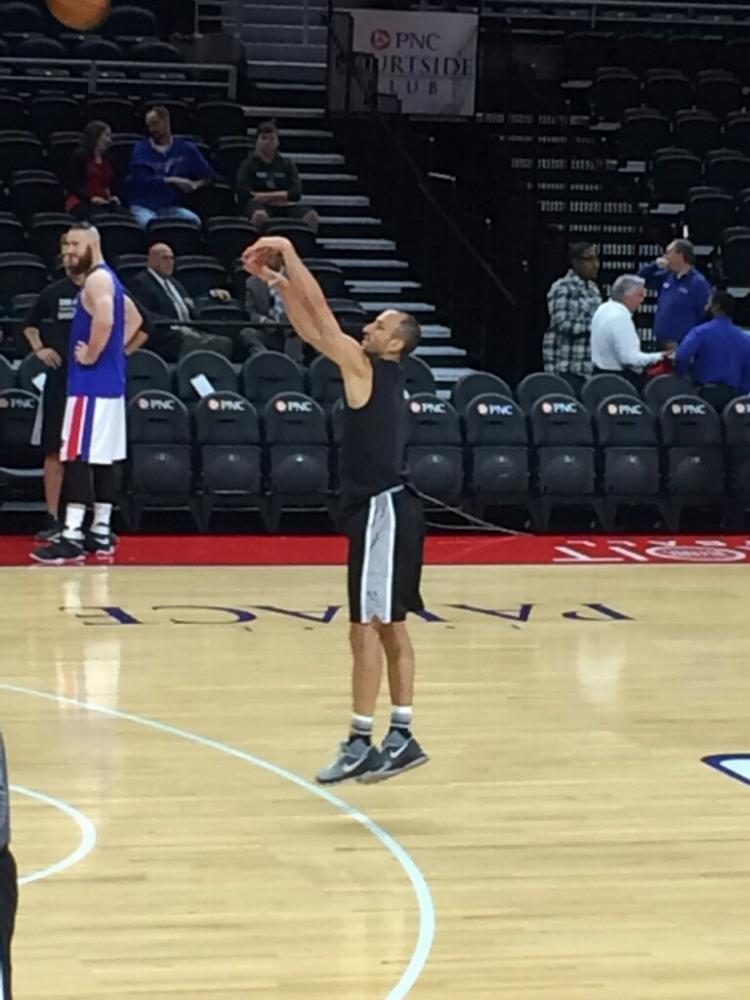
[358,489,429,783]
[32,458,91,563]
[0,846,18,999]
[85,463,117,556]
[35,371,68,541]
[315,498,388,785]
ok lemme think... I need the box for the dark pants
[0,847,17,999]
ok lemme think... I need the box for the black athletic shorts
[40,367,67,455]
[342,485,425,624]
[0,846,17,1000]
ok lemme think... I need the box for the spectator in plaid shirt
[543,243,602,377]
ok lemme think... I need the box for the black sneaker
[30,537,85,565]
[34,516,61,543]
[357,730,430,784]
[84,530,117,557]
[315,737,385,785]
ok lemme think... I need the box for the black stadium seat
[0,356,15,392]
[102,5,159,37]
[686,187,736,245]
[126,390,195,529]
[176,350,238,404]
[723,396,750,525]
[463,393,529,518]
[146,218,204,257]
[263,391,331,530]
[175,256,228,298]
[642,374,694,413]
[402,355,435,396]
[659,395,725,527]
[241,352,304,406]
[581,373,639,413]
[126,349,172,399]
[0,255,48,309]
[308,355,344,412]
[451,372,512,414]
[195,101,247,144]
[515,372,570,412]
[595,395,665,528]
[195,391,262,527]
[529,394,600,529]
[0,388,43,498]
[205,217,258,268]
[406,393,463,503]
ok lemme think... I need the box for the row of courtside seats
[2,364,750,532]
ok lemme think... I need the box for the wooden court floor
[2,561,750,999]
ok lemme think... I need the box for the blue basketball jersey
[67,264,126,399]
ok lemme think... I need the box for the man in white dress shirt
[591,275,669,386]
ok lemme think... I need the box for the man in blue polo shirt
[676,290,750,395]
[639,239,711,347]
[128,105,215,228]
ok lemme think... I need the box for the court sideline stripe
[0,682,436,1000]
[10,784,97,886]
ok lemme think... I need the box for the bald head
[148,242,176,277]
[66,223,102,276]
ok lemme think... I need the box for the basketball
[47,0,111,31]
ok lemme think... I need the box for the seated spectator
[65,121,124,220]
[675,290,750,397]
[128,106,215,228]
[638,239,711,348]
[236,120,319,234]
[239,268,303,361]
[130,243,233,360]
[543,241,602,377]
[591,275,668,387]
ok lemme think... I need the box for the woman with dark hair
[65,120,122,219]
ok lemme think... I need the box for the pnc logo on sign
[370,28,391,50]
[478,402,514,416]
[284,399,313,414]
[11,397,36,410]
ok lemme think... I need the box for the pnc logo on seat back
[671,402,706,416]
[541,400,578,415]
[275,398,313,414]
[208,398,246,413]
[477,402,514,416]
[607,402,643,416]
[0,396,35,410]
[410,400,446,415]
[139,397,175,411]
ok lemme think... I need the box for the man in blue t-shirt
[638,239,711,348]
[128,106,215,228]
[676,290,750,394]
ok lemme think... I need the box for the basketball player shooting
[33,222,143,565]
[243,237,429,785]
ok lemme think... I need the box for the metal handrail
[0,57,238,99]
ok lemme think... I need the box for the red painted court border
[3,534,750,566]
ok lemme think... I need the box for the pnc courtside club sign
[349,9,479,116]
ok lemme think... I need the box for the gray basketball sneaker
[315,737,385,785]
[357,730,430,784]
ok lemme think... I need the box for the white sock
[92,503,112,536]
[62,504,85,541]
[350,713,374,742]
[390,706,413,732]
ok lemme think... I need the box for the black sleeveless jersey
[339,358,407,499]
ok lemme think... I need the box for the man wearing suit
[241,273,303,361]
[131,243,233,360]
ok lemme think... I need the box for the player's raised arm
[242,238,371,384]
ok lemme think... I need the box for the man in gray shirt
[0,733,18,999]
